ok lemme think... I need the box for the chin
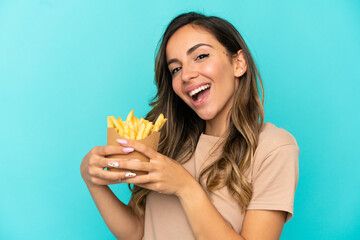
[195,109,216,121]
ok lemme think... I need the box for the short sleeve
[247,144,299,222]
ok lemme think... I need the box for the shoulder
[256,122,298,155]
[247,123,299,222]
[252,122,299,163]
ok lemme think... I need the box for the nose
[181,64,198,82]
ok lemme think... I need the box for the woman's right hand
[80,145,135,186]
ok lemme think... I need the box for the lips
[185,83,211,106]
[189,84,211,98]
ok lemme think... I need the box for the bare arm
[85,183,144,240]
[81,146,145,240]
[241,210,286,239]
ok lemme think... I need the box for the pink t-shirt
[142,122,299,239]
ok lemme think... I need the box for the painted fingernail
[116,139,128,145]
[123,147,134,153]
[129,159,141,162]
[125,172,136,178]
[116,179,122,182]
[108,162,119,167]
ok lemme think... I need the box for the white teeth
[189,84,211,97]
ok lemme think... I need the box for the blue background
[1,0,359,239]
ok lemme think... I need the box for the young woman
[80,12,299,240]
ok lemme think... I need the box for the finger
[120,173,153,184]
[106,159,153,173]
[91,167,135,182]
[116,139,158,159]
[92,145,135,156]
[115,159,153,172]
[98,156,132,168]
[89,154,130,168]
[125,180,165,194]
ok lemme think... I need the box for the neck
[204,112,231,137]
[204,93,235,137]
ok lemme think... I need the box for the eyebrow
[167,43,213,66]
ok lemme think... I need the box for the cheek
[202,59,224,79]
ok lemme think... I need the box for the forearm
[178,181,244,240]
[86,183,143,240]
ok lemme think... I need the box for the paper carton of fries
[106,110,166,175]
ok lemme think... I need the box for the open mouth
[188,84,211,102]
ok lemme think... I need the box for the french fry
[117,117,125,136]
[153,114,164,132]
[129,121,136,140]
[110,116,122,132]
[139,117,145,126]
[136,122,146,140]
[118,117,125,128]
[124,124,130,139]
[107,116,114,128]
[133,116,139,132]
[158,118,167,131]
[119,126,124,136]
[153,118,167,132]
[143,122,153,139]
[111,116,124,135]
[126,109,134,123]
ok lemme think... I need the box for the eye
[196,53,209,60]
[171,67,181,75]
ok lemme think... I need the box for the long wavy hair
[128,12,264,217]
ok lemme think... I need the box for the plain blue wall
[1,0,359,239]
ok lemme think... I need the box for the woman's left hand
[113,138,196,197]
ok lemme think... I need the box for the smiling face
[166,24,245,133]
